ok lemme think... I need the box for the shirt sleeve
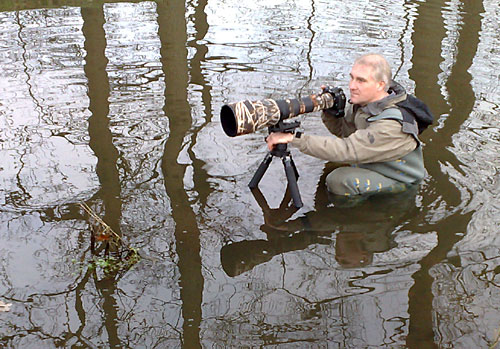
[321,104,356,137]
[290,119,418,164]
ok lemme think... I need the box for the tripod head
[267,119,300,157]
[268,119,301,133]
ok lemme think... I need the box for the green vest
[357,108,426,184]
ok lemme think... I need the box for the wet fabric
[326,166,409,196]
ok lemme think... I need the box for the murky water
[0,0,499,348]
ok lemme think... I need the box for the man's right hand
[266,132,294,151]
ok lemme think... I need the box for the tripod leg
[283,155,303,208]
[249,152,273,189]
[288,153,300,180]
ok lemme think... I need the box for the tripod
[248,120,303,208]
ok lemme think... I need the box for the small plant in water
[78,203,141,277]
[91,251,139,275]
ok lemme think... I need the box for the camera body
[322,86,346,118]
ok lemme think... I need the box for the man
[266,53,429,197]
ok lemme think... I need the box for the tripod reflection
[221,169,420,277]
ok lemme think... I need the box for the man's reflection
[221,167,419,276]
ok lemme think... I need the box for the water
[0,0,499,348]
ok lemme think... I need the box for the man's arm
[290,119,418,164]
[321,103,356,137]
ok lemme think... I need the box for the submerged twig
[78,202,140,276]
[491,326,500,349]
[79,202,121,242]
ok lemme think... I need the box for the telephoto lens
[220,90,342,137]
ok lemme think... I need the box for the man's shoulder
[367,107,403,122]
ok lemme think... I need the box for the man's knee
[325,166,406,196]
[326,167,364,196]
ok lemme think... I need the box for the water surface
[0,0,499,348]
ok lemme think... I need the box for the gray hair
[354,53,392,91]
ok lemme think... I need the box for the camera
[220,87,346,137]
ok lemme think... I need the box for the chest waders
[326,108,426,197]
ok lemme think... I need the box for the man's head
[349,53,392,106]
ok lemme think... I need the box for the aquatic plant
[77,202,141,277]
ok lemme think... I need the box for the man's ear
[377,80,386,92]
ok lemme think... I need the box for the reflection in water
[82,6,122,347]
[406,0,485,347]
[186,0,213,206]
[158,1,203,347]
[82,5,122,239]
[221,169,419,277]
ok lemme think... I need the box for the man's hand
[266,132,294,151]
[320,84,346,118]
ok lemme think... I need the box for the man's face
[348,63,385,105]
